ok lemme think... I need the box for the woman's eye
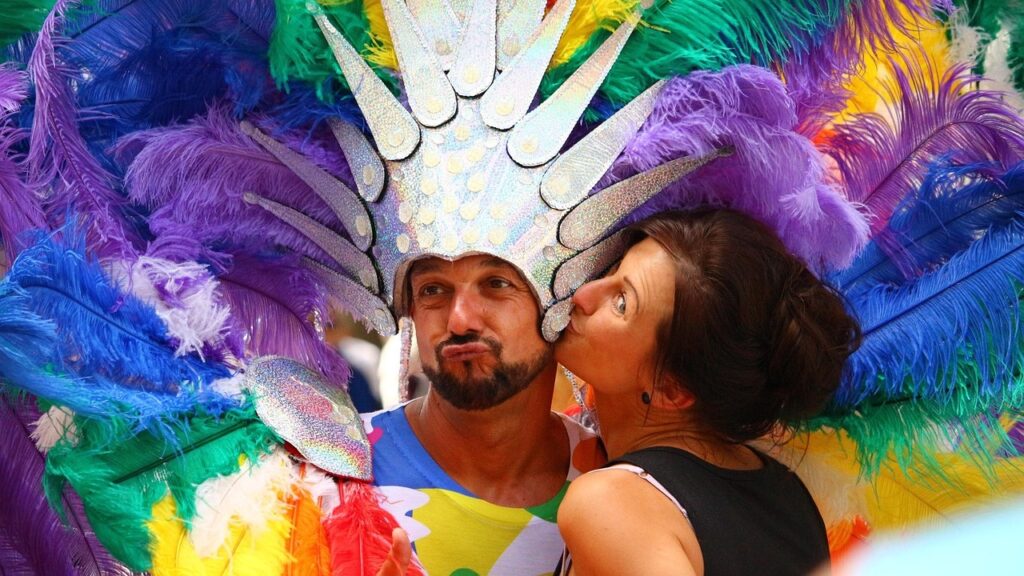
[614,293,627,315]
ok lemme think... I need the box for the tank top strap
[586,463,689,519]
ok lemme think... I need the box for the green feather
[269,0,397,99]
[0,0,57,49]
[540,0,853,116]
[810,354,1023,480]
[43,404,280,571]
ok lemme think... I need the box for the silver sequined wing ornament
[243,0,726,341]
[245,356,372,480]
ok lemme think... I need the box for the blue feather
[832,161,1024,294]
[59,0,275,140]
[0,231,237,434]
[836,219,1024,409]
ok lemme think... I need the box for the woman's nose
[571,278,605,316]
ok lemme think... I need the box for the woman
[554,209,860,576]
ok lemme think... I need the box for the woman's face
[555,238,677,396]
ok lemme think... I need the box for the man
[365,254,603,575]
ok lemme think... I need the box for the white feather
[31,406,77,452]
[982,25,1024,112]
[188,447,298,557]
[115,256,232,359]
[211,371,247,400]
[297,464,342,515]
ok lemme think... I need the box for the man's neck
[404,365,569,507]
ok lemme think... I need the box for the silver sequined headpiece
[242,0,723,341]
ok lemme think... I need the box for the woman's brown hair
[628,209,861,443]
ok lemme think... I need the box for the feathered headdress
[4,0,1024,573]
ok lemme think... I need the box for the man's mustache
[435,334,503,357]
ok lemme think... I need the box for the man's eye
[419,284,444,297]
[614,293,627,315]
[488,278,512,289]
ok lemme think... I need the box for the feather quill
[609,65,868,271]
[836,219,1024,411]
[325,482,425,576]
[45,403,280,570]
[285,483,332,576]
[833,160,1024,293]
[824,56,1024,237]
[0,395,130,575]
[26,0,136,257]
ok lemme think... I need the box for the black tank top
[614,446,829,576]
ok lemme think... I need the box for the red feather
[325,481,424,576]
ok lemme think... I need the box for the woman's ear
[653,377,696,410]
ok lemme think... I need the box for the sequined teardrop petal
[542,80,665,210]
[381,0,457,127]
[554,230,628,299]
[328,119,386,203]
[559,150,729,250]
[243,192,379,292]
[241,121,374,252]
[541,298,574,342]
[448,0,472,22]
[450,0,497,97]
[481,0,576,130]
[407,0,462,70]
[508,17,638,167]
[496,0,545,70]
[246,356,372,481]
[311,6,419,160]
[306,258,397,335]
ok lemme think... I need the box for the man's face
[408,255,553,410]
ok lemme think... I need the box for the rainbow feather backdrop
[4,0,1024,572]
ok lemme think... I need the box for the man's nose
[571,277,605,316]
[446,288,485,335]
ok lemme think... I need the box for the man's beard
[422,335,552,411]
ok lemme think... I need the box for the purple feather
[611,65,868,272]
[0,396,129,575]
[116,104,354,266]
[26,0,136,259]
[784,1,952,136]
[217,249,351,389]
[0,64,28,115]
[824,57,1024,238]
[0,65,47,261]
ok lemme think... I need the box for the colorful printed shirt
[362,406,602,576]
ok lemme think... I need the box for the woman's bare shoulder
[558,468,697,576]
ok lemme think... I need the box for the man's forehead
[408,254,516,277]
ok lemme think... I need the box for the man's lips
[440,342,492,361]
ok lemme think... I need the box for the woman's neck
[595,391,762,470]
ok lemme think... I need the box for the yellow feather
[362,0,398,71]
[839,3,952,119]
[766,429,1024,546]
[549,0,636,70]
[148,493,295,575]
